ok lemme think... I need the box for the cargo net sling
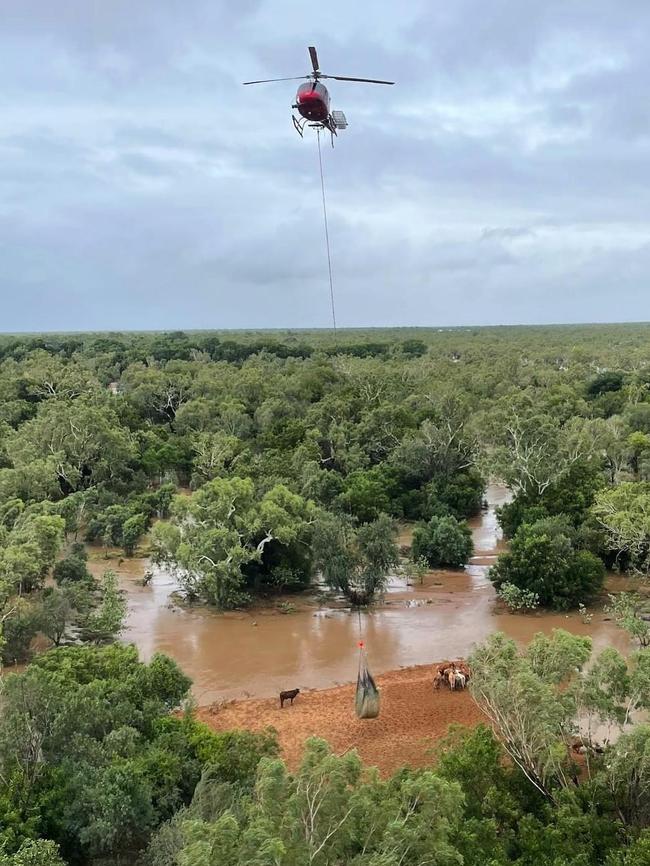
[355,642,380,719]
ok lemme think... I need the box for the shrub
[496,582,540,611]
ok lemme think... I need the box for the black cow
[280,688,300,708]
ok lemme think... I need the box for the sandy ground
[197,663,486,776]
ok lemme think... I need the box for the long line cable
[316,128,337,333]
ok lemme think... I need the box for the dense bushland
[2,325,650,632]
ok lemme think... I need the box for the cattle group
[433,660,470,691]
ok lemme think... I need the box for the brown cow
[434,660,471,692]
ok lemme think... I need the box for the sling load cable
[316,128,337,334]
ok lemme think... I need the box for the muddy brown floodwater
[104,484,633,704]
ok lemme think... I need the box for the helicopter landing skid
[292,113,337,147]
[292,114,306,137]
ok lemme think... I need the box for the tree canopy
[152,478,317,608]
[411,514,474,568]
[490,517,606,610]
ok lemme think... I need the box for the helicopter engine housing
[295,81,330,122]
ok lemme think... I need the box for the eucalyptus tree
[152,478,316,608]
[470,630,650,803]
[312,512,398,605]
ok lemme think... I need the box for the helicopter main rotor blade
[242,76,309,85]
[309,46,320,73]
[321,75,395,85]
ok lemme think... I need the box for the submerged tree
[77,571,127,644]
[312,513,398,605]
[151,478,316,609]
[411,514,473,568]
[489,517,605,610]
[605,592,650,648]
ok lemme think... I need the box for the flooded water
[103,484,633,703]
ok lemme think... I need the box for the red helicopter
[243,46,394,144]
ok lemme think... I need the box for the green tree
[591,482,650,572]
[587,371,625,398]
[152,478,315,609]
[470,630,650,803]
[470,631,592,798]
[39,583,94,647]
[65,762,156,860]
[398,338,428,357]
[0,514,65,595]
[169,738,465,866]
[606,831,650,865]
[605,592,650,648]
[497,499,548,539]
[391,396,478,484]
[0,839,66,866]
[78,571,126,644]
[52,552,91,585]
[0,500,24,530]
[602,726,650,827]
[411,514,473,568]
[39,587,74,647]
[498,459,606,537]
[479,404,596,498]
[7,397,136,494]
[122,362,195,426]
[0,598,41,666]
[627,431,650,479]
[122,512,148,556]
[490,517,605,609]
[312,513,398,605]
[190,431,242,486]
[337,467,393,523]
[496,581,540,611]
[0,645,196,862]
[429,467,485,519]
[436,724,506,803]
[20,350,97,402]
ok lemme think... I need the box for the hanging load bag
[355,643,380,719]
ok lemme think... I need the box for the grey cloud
[481,227,535,241]
[2,0,650,330]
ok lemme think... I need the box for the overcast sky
[3,0,650,331]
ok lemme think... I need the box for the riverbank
[92,482,633,704]
[196,662,485,776]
